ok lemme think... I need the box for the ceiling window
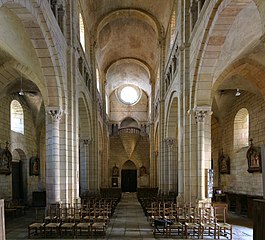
[11,100,24,134]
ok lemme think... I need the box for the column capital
[193,106,212,123]
[47,107,63,121]
[164,137,176,146]
[83,138,93,146]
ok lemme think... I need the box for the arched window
[170,10,176,49]
[234,108,249,149]
[11,100,24,134]
[96,68,100,92]
[105,94,109,114]
[79,13,85,51]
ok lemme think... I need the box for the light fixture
[18,71,25,96]
[235,89,241,97]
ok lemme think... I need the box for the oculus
[116,85,141,105]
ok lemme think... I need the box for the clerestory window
[234,108,249,149]
[11,100,24,134]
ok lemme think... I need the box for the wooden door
[12,161,24,200]
[121,169,137,192]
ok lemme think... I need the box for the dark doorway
[12,161,24,200]
[121,169,137,192]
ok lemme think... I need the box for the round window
[116,85,141,105]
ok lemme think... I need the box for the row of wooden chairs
[147,202,232,239]
[28,200,114,238]
[4,199,26,217]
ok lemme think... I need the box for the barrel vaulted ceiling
[80,0,175,96]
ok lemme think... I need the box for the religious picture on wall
[112,165,119,177]
[0,142,12,174]
[30,156,40,176]
[140,165,147,176]
[247,139,262,173]
[219,149,230,174]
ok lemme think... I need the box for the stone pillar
[165,138,177,193]
[193,106,212,200]
[261,145,265,198]
[158,30,166,194]
[101,75,109,188]
[152,150,158,187]
[149,122,155,187]
[0,199,5,240]
[149,80,155,187]
[80,138,92,195]
[89,38,99,194]
[46,107,63,204]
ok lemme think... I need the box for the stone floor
[5,192,253,239]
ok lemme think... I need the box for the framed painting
[0,143,12,175]
[30,156,40,176]
[247,139,262,173]
[219,149,230,174]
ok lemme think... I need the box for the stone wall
[212,92,263,196]
[0,96,40,204]
[109,90,148,123]
[109,134,150,188]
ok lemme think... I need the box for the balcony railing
[118,127,141,135]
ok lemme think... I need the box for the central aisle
[106,192,154,239]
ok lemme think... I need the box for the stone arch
[213,58,265,100]
[0,0,65,107]
[94,8,162,81]
[192,0,262,107]
[105,58,152,96]
[0,61,48,104]
[95,9,162,40]
[120,117,139,128]
[121,158,141,170]
[166,92,178,139]
[122,160,137,170]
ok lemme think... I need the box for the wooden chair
[184,206,201,238]
[60,207,76,237]
[76,207,91,237]
[91,203,107,236]
[44,203,60,223]
[28,208,45,239]
[44,207,61,238]
[214,205,232,239]
[167,205,184,238]
[200,207,216,239]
